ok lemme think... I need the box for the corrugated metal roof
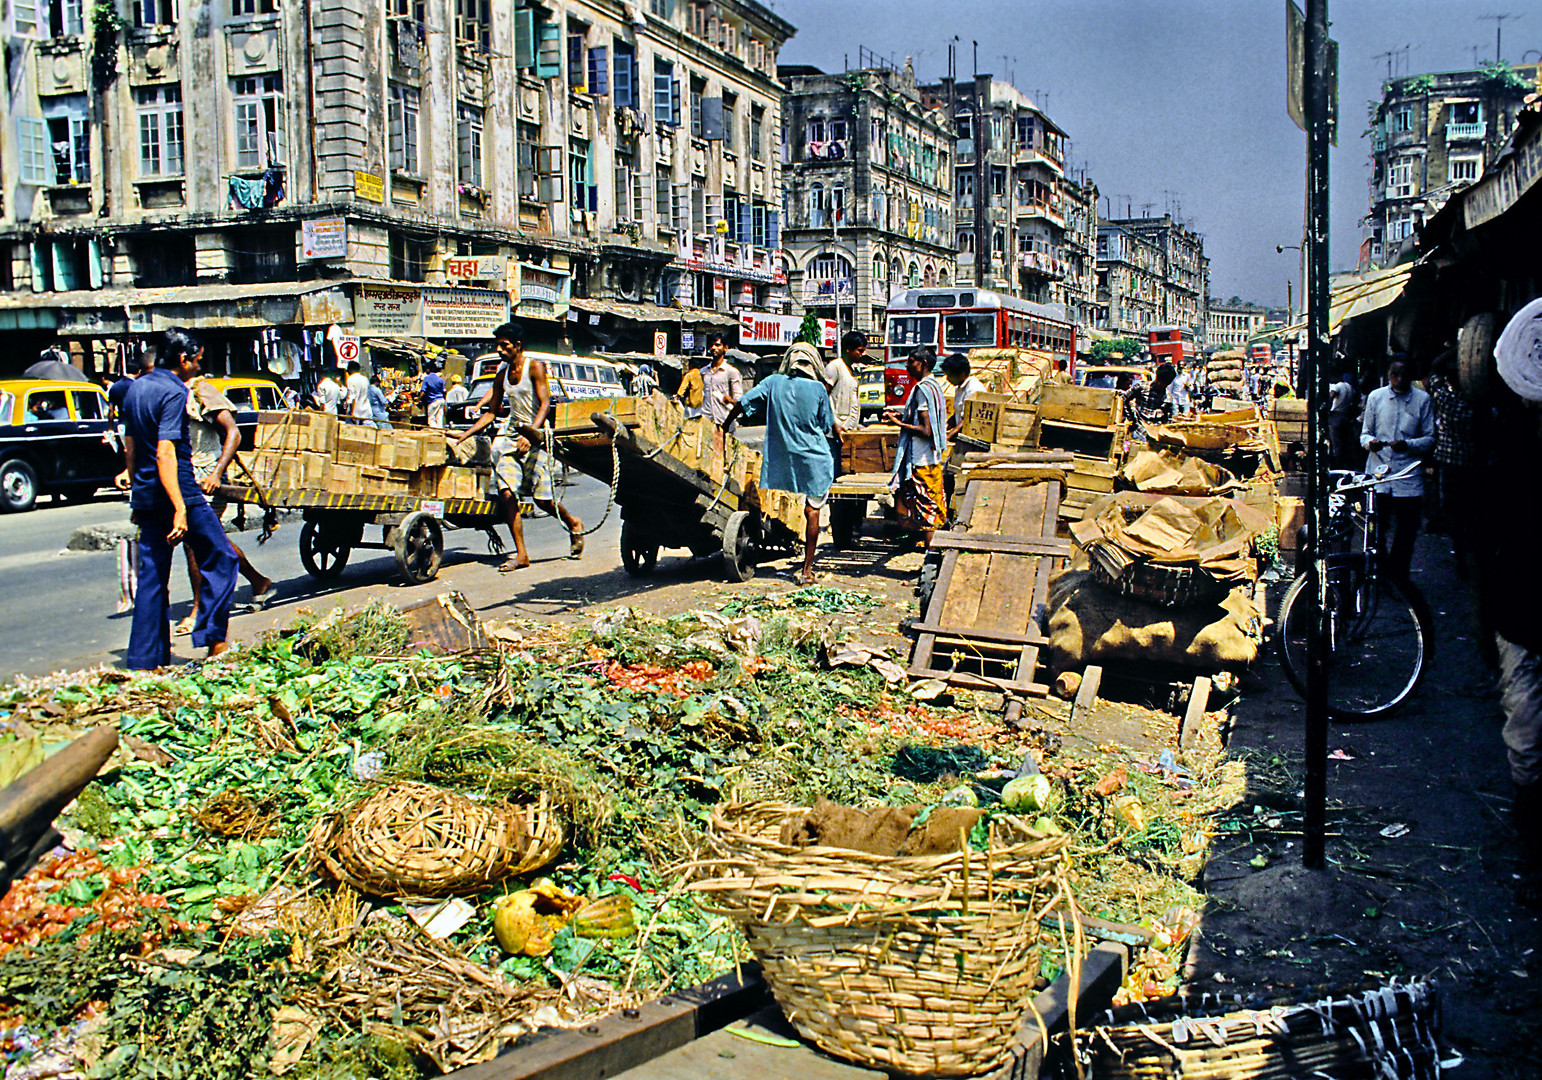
[0,280,344,312]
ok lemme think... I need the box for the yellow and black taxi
[0,379,123,512]
[856,365,886,419]
[206,376,287,451]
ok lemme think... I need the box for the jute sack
[1047,569,1261,671]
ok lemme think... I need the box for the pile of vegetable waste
[0,590,1232,1075]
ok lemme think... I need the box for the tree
[1086,336,1144,362]
[795,309,822,345]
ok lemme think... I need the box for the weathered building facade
[0,0,793,375]
[777,61,953,337]
[1206,300,1268,349]
[1059,174,1099,329]
[1096,215,1208,341]
[1366,63,1539,268]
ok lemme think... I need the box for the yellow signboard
[354,171,384,204]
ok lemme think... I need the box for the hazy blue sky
[763,0,1537,307]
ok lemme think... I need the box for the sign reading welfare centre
[420,287,510,339]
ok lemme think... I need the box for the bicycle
[1276,461,1432,719]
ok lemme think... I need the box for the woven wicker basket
[314,782,562,897]
[689,801,1068,1077]
[1083,980,1440,1079]
[1147,422,1256,452]
[1087,547,1228,608]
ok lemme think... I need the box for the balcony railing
[1019,250,1065,279]
[1445,121,1484,141]
[1015,201,1064,228]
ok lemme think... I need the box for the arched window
[992,229,1005,258]
[957,230,974,253]
[907,260,920,287]
[810,253,854,280]
[810,182,826,227]
[873,253,886,283]
[938,266,951,285]
[891,257,903,283]
[922,263,937,287]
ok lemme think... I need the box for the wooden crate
[552,396,639,430]
[327,463,360,493]
[1039,419,1126,461]
[840,425,899,473]
[307,413,339,454]
[335,426,378,467]
[1040,382,1122,427]
[299,451,332,489]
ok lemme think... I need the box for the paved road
[0,474,624,679]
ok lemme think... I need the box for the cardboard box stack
[248,413,488,501]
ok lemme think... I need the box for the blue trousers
[127,500,239,670]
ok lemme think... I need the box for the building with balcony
[919,76,1085,319]
[777,60,953,337]
[1365,62,1539,268]
[1059,174,1099,329]
[1207,299,1269,349]
[1095,215,1208,343]
[0,0,794,378]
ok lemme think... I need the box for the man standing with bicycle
[1360,359,1434,584]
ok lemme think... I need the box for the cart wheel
[721,510,759,583]
[620,521,659,577]
[299,520,352,580]
[917,550,943,616]
[393,511,444,585]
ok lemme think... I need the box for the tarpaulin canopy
[1271,263,1416,340]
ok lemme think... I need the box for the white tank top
[501,355,535,433]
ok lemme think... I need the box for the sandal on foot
[569,532,585,559]
[174,614,197,636]
[497,557,531,573]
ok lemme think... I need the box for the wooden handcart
[547,397,805,582]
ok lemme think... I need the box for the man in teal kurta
[721,341,836,584]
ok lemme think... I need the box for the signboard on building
[420,287,509,339]
[738,312,838,348]
[301,218,347,260]
[353,283,423,336]
[653,331,667,358]
[354,171,384,203]
[517,263,571,321]
[1464,119,1542,229]
[335,335,361,365]
[681,329,696,351]
[444,255,507,281]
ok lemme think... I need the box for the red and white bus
[883,288,1078,407]
[1147,326,1197,367]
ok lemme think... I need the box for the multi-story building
[1366,63,1540,268]
[0,0,794,377]
[921,76,1084,317]
[777,61,953,337]
[1060,174,1099,329]
[1207,300,1269,349]
[1096,215,1208,341]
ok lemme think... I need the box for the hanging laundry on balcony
[227,175,266,210]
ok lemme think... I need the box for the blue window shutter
[653,69,672,125]
[701,97,724,141]
[613,50,633,108]
[738,201,752,244]
[536,21,562,78]
[30,242,49,293]
[588,47,608,96]
[767,210,779,249]
[514,9,534,68]
[87,237,103,289]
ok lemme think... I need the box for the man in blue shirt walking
[114,328,239,669]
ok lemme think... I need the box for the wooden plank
[929,533,1072,556]
[965,479,1009,535]
[962,450,1075,463]
[1071,664,1102,725]
[908,623,1049,647]
[977,553,1039,636]
[906,666,1051,696]
[1179,676,1212,751]
[938,551,991,628]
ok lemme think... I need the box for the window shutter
[514,9,535,68]
[17,118,48,185]
[536,20,562,78]
[69,116,89,182]
[614,163,629,220]
[588,46,608,96]
[388,96,404,167]
[87,237,103,290]
[673,183,687,232]
[457,115,472,179]
[29,241,48,293]
[588,184,598,213]
[767,209,779,249]
[13,0,40,36]
[671,79,681,129]
[737,200,752,244]
[652,69,672,125]
[64,0,83,33]
[700,96,723,141]
[540,174,563,203]
[613,50,632,108]
[53,240,77,292]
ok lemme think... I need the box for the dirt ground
[213,508,1539,1072]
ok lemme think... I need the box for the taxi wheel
[0,460,38,513]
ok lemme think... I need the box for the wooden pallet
[908,474,1072,696]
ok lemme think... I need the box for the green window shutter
[536,21,561,78]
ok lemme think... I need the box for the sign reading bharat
[354,171,384,203]
[301,218,347,260]
[353,283,422,336]
[738,311,837,348]
[517,263,571,321]
[420,287,510,339]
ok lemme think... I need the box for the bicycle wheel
[1277,561,1430,719]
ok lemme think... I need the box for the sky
[762,0,1538,308]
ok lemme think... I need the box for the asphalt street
[0,472,623,679]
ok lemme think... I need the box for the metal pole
[1303,0,1332,869]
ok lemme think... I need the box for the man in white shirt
[824,331,863,436]
[701,332,743,429]
[939,353,985,439]
[1360,359,1435,583]
[344,361,373,423]
[313,370,342,414]
[1328,370,1358,467]
[1167,365,1194,417]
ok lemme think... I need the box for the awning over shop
[569,297,737,326]
[1319,264,1415,335]
[0,280,343,313]
[0,280,352,335]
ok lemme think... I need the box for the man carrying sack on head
[884,347,948,545]
[722,341,836,585]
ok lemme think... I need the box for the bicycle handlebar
[1326,460,1422,494]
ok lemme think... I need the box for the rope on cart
[701,437,743,516]
[540,413,621,539]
